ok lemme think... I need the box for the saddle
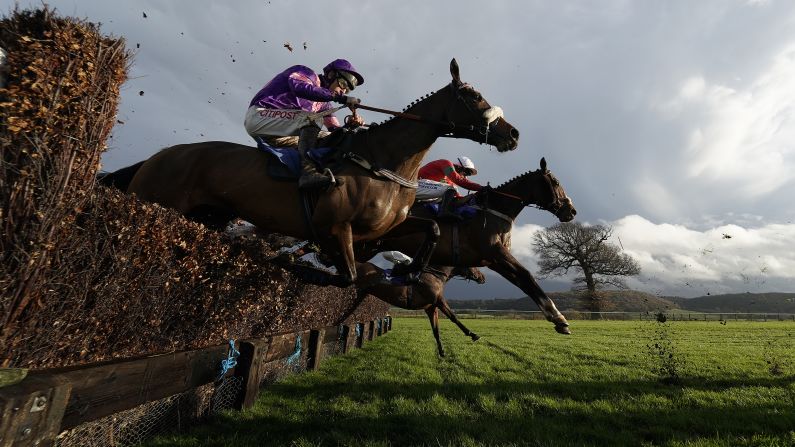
[258,129,351,181]
[422,196,479,221]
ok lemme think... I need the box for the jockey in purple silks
[244,59,365,189]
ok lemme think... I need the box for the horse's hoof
[555,324,571,335]
[470,333,480,341]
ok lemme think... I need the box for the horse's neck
[493,171,540,219]
[351,89,453,180]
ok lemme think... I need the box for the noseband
[444,83,504,144]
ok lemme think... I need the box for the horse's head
[444,59,519,152]
[531,158,577,222]
[491,158,577,222]
[452,266,487,284]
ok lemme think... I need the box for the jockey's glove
[334,95,361,106]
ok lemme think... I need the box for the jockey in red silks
[417,157,483,221]
[244,59,366,189]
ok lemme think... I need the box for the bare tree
[532,222,641,313]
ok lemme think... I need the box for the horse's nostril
[571,208,577,216]
[510,128,519,140]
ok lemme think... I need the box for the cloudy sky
[14,0,795,299]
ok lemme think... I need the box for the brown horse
[358,158,576,334]
[355,263,485,357]
[120,59,518,285]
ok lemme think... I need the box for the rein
[342,84,501,188]
[355,103,465,133]
[466,184,558,225]
[354,99,500,139]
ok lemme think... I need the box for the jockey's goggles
[335,70,358,91]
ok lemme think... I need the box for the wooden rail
[0,317,392,447]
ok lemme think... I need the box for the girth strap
[469,205,514,224]
[342,152,419,189]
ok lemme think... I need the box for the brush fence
[0,317,392,447]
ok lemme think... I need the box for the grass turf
[149,318,795,446]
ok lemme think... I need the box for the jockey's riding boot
[297,124,331,190]
[437,189,463,222]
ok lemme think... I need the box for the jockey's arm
[287,75,335,102]
[443,166,483,191]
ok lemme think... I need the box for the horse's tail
[97,160,146,191]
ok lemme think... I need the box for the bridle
[342,83,506,188]
[444,82,504,144]
[353,82,504,145]
[475,170,569,222]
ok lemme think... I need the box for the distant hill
[450,290,679,313]
[450,291,795,313]
[668,292,795,313]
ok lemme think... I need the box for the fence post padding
[234,339,269,410]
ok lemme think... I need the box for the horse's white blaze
[483,106,503,124]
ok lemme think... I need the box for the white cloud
[669,45,795,198]
[507,215,795,297]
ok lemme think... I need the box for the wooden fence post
[0,374,71,447]
[233,339,269,410]
[307,329,325,371]
[356,323,364,348]
[340,325,352,353]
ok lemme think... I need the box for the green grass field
[150,318,795,447]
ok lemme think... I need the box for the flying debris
[138,91,144,96]
[722,233,732,239]
[142,12,147,18]
[303,42,308,50]
[284,42,293,52]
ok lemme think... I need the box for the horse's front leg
[488,247,571,335]
[330,222,357,285]
[386,216,440,279]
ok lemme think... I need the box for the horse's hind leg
[438,297,480,341]
[388,217,440,279]
[425,306,445,357]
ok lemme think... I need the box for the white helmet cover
[455,156,477,175]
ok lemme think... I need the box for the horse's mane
[363,89,444,130]
[496,168,539,190]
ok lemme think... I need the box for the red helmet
[323,59,364,91]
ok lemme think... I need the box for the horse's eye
[474,94,482,102]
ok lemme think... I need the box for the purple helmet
[323,59,364,90]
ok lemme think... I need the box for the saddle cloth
[255,139,335,180]
[422,196,479,221]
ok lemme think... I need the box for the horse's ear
[540,157,547,172]
[450,58,461,86]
